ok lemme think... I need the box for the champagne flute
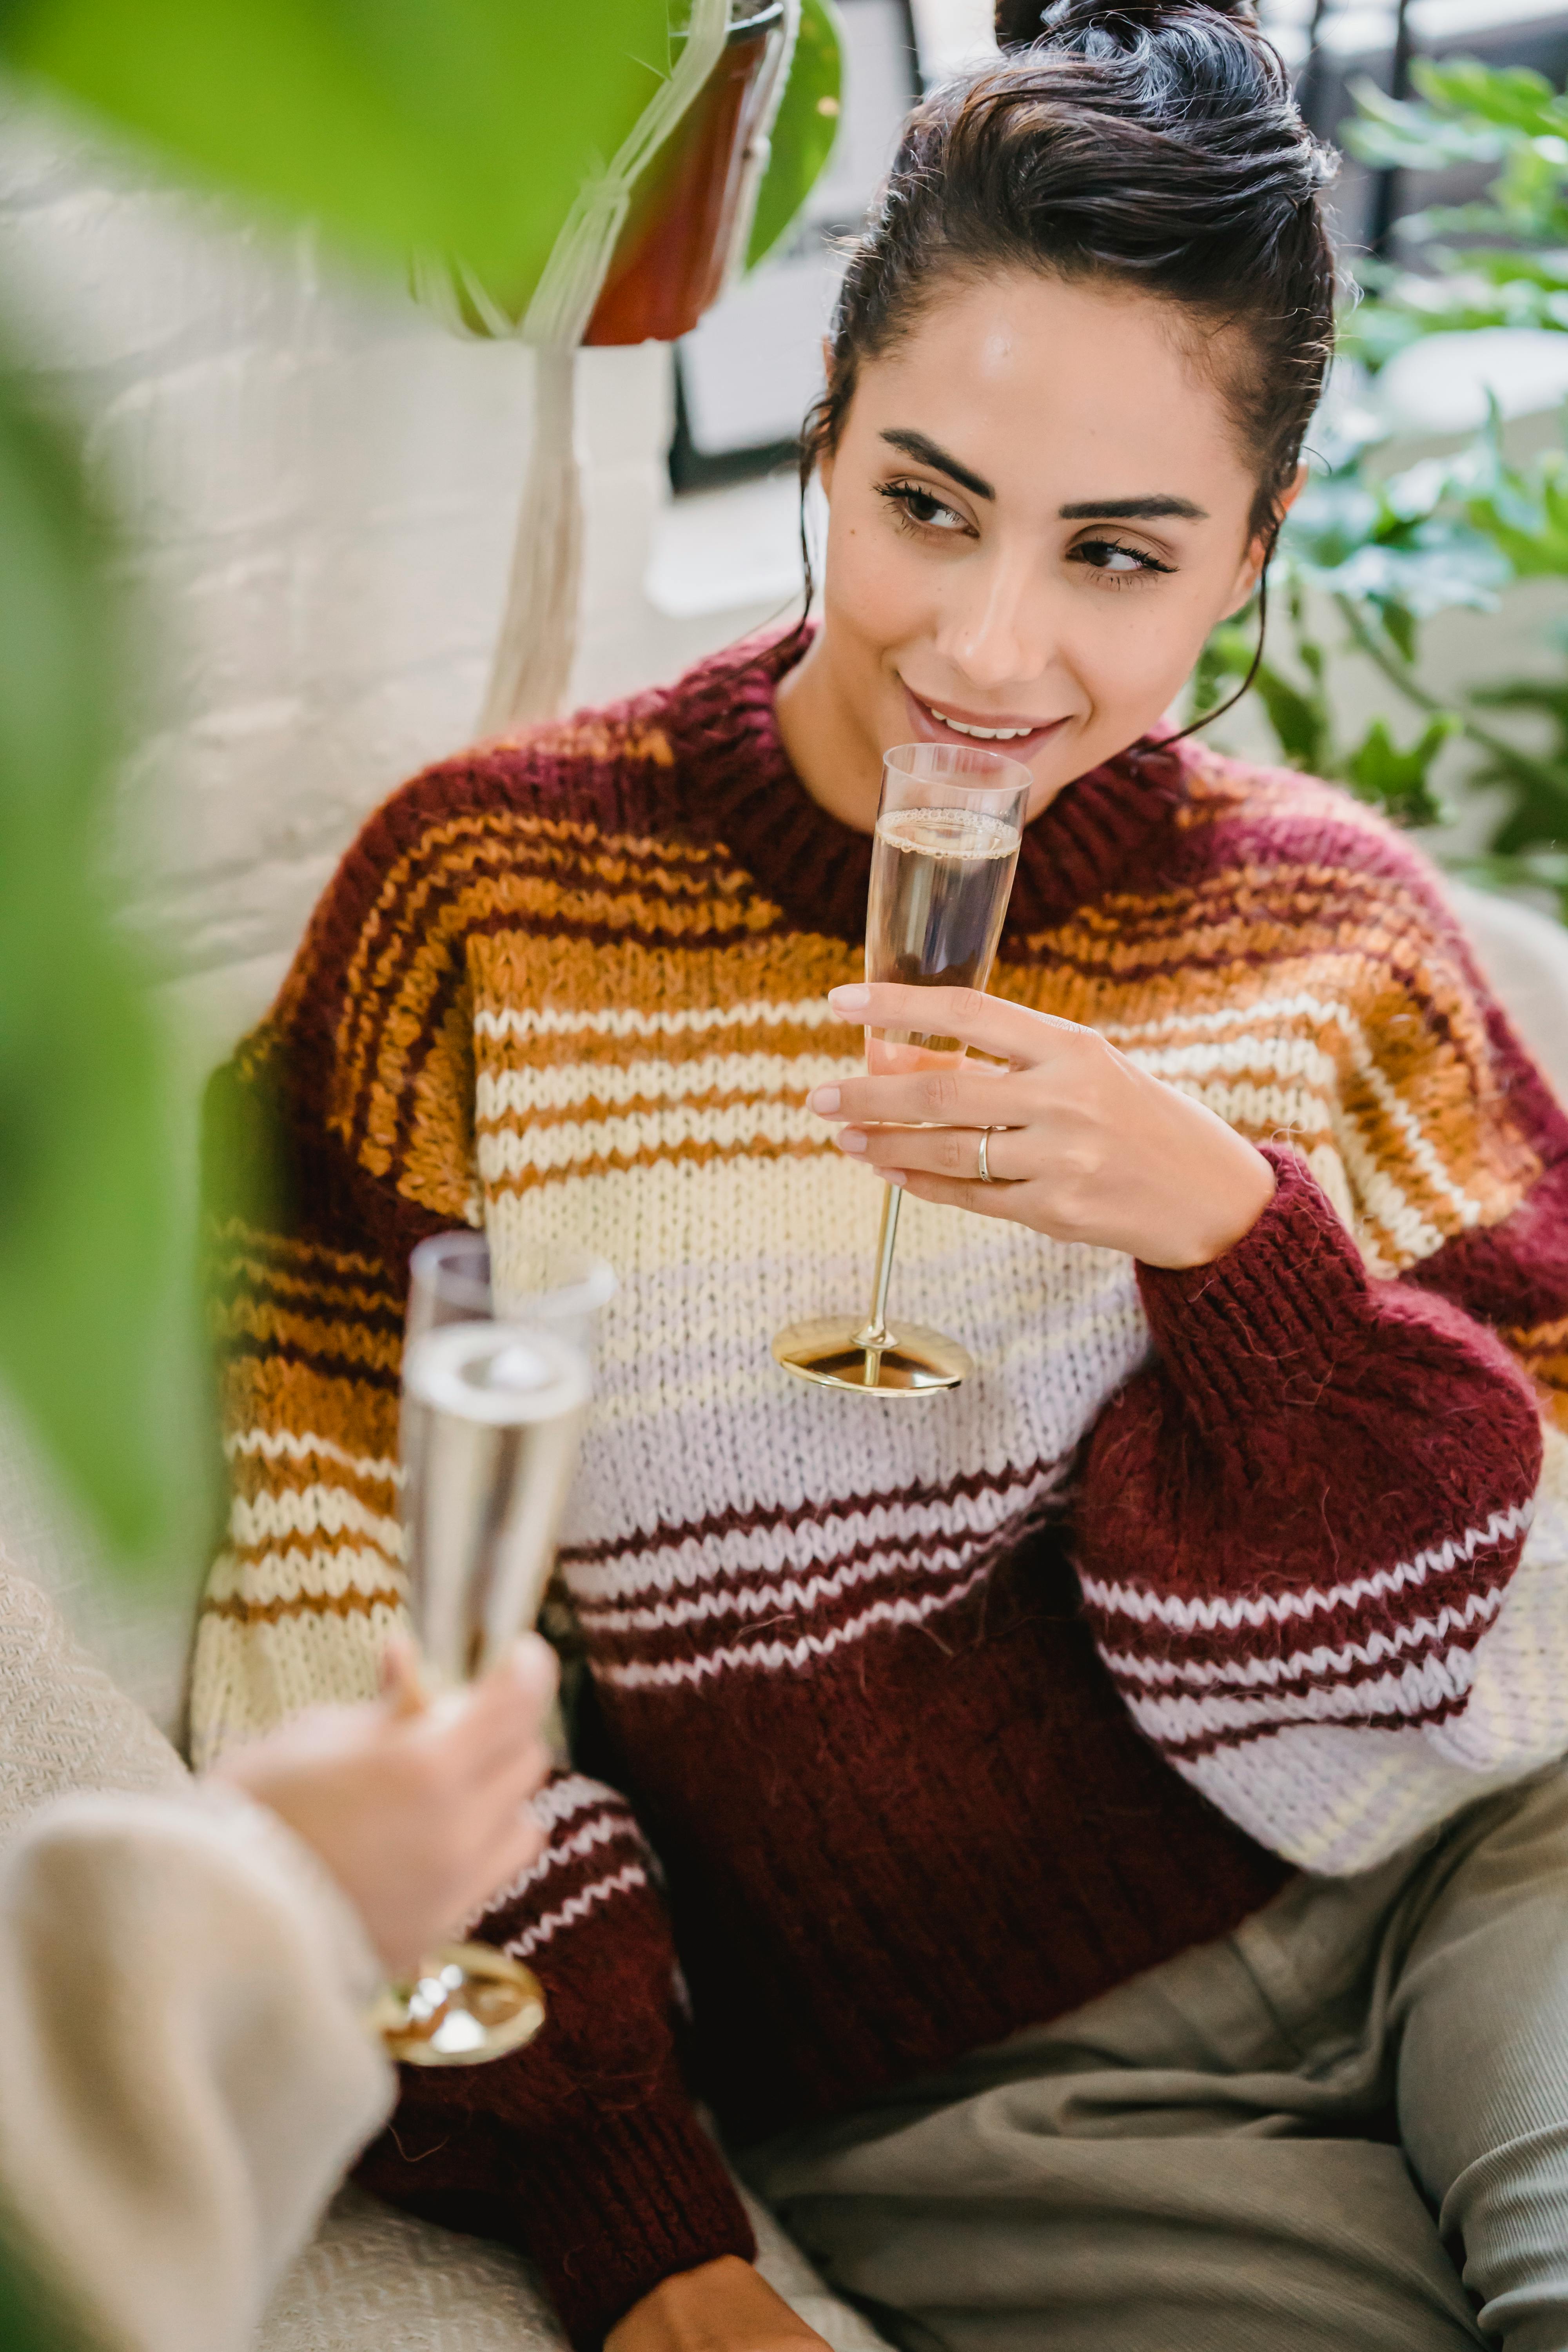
[368,1238,609,2066]
[772,740,1031,1396]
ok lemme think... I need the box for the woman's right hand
[606,2257,835,2352]
[211,1633,557,1976]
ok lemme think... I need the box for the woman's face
[806,269,1288,820]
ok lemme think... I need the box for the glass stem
[854,1183,903,1351]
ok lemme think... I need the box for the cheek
[823,499,931,650]
[1071,575,1235,712]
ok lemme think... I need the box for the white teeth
[929,711,1033,740]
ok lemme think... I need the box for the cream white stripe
[204,1541,401,1604]
[531,1773,612,1833]
[567,1470,1062,1602]
[1177,1724,1520,1876]
[224,1427,403,1485]
[1125,1643,1481,1742]
[479,1100,826,1176]
[577,1543,1007,1634]
[1103,988,1416,1048]
[1080,1500,1533,1635]
[1128,1035,1340,1090]
[465,1810,628,1930]
[477,999,839,1042]
[503,1863,648,1958]
[1103,1586,1505,1691]
[478,1051,859,1119]
[229,1482,403,1553]
[600,1561,992,1689]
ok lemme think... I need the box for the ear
[1221,462,1308,619]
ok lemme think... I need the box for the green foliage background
[1200,54,1568,908]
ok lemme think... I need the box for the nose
[934,542,1058,697]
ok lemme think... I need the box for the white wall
[0,83,783,1071]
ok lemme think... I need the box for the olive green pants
[740,1768,1568,2352]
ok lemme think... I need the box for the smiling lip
[900,682,1066,753]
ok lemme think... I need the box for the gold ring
[977,1129,995,1185]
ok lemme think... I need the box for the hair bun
[996,0,1259,51]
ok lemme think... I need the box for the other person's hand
[212,1633,556,1975]
[811,981,1275,1270]
[606,2257,835,2352]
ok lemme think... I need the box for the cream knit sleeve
[0,1782,394,2352]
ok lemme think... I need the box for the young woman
[192,3,1568,2346]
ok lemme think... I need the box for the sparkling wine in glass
[773,740,1030,1395]
[368,1235,610,2067]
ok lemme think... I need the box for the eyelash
[877,481,1176,584]
[1071,537,1175,585]
[878,479,970,537]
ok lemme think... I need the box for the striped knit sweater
[192,629,1568,2346]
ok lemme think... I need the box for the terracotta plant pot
[584,0,787,346]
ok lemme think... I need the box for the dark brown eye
[878,480,968,534]
[1071,538,1171,576]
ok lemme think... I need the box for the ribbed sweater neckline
[655,630,1193,943]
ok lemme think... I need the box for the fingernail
[835,1128,868,1154]
[829,983,871,1010]
[885,1172,906,1190]
[809,1085,841,1114]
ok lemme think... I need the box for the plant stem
[1334,595,1568,797]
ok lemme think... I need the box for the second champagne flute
[773,740,1031,1395]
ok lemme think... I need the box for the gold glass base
[772,1315,973,1393]
[369,1942,546,2067]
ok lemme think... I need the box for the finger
[809,1067,1013,1128]
[835,1125,1025,1183]
[828,982,1087,1067]
[455,1646,559,1778]
[379,1633,428,1719]
[895,1167,1020,1219]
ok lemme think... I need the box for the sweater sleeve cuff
[519,2069,756,2348]
[1135,1145,1373,1436]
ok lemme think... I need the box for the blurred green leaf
[1413,54,1568,138]
[1189,619,1254,719]
[1342,76,1505,173]
[3,0,672,312]
[1252,661,1329,772]
[1466,672,1568,851]
[1468,451,1568,575]
[748,0,844,268]
[1343,713,1456,826]
[0,2221,96,2352]
[0,368,183,1564]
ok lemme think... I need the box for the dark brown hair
[801,0,1337,561]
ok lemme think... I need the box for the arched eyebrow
[880,429,994,501]
[1059,496,1207,521]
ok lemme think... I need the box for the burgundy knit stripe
[1156,1691,1472,1763]
[1077,1527,1529,1669]
[560,1455,1068,1570]
[1098,1598,1505,1708]
[481,1822,653,1950]
[572,1535,1023,1634]
[577,1541,1020,1669]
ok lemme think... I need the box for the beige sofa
[3,876,1564,2350]
[0,1522,883,2352]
